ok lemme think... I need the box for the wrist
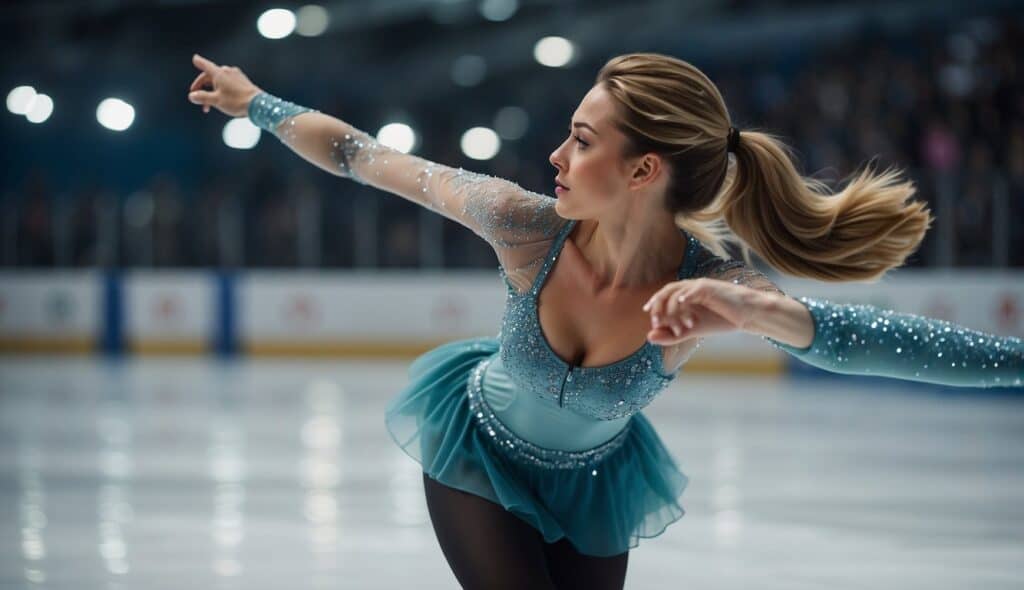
[244,87,263,114]
[737,288,770,333]
[741,290,779,335]
[748,292,815,349]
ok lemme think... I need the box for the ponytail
[597,52,933,281]
[710,130,932,281]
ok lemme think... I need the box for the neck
[574,206,687,292]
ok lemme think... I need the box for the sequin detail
[497,217,795,420]
[248,91,316,134]
[771,297,1024,387]
[249,92,830,423]
[498,219,681,420]
[466,357,631,470]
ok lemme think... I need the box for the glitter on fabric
[466,357,631,469]
[770,297,1023,387]
[248,91,316,134]
[253,90,1022,559]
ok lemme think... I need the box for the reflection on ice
[0,356,1021,589]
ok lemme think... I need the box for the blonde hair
[596,52,933,282]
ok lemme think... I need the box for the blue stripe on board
[215,271,236,357]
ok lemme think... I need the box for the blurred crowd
[713,18,1024,267]
[4,16,1022,269]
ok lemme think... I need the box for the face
[549,84,660,220]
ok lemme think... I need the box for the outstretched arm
[186,54,563,253]
[645,278,1023,388]
[247,91,560,248]
[765,296,1023,387]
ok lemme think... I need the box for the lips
[555,178,569,190]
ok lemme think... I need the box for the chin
[554,197,574,218]
[554,195,591,221]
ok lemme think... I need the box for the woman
[187,52,1023,589]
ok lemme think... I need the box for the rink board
[0,269,1020,374]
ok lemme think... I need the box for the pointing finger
[192,53,219,73]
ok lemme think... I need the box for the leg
[422,472,557,590]
[542,536,629,590]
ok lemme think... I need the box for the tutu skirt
[384,336,689,557]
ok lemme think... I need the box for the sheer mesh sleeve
[248,92,567,293]
[692,248,784,295]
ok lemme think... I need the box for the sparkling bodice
[497,218,699,421]
[247,91,780,426]
[247,91,1021,452]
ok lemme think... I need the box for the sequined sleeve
[770,297,1023,388]
[247,92,565,270]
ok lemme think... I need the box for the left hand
[643,278,762,345]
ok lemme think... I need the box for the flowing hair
[596,52,932,281]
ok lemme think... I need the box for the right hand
[643,278,759,344]
[187,53,263,118]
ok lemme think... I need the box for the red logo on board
[998,294,1019,331]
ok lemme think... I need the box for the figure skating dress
[248,92,1024,558]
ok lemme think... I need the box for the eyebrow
[571,120,599,135]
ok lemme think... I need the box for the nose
[549,142,566,171]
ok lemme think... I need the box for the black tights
[422,472,629,590]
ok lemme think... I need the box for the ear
[627,153,663,190]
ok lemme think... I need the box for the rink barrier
[0,336,94,354]
[0,270,1019,381]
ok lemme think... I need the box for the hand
[187,53,263,118]
[642,278,763,345]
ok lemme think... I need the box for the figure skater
[187,51,1023,590]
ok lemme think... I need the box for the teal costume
[249,91,1024,557]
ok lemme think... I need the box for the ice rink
[1,356,1021,589]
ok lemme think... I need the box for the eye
[572,134,589,149]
